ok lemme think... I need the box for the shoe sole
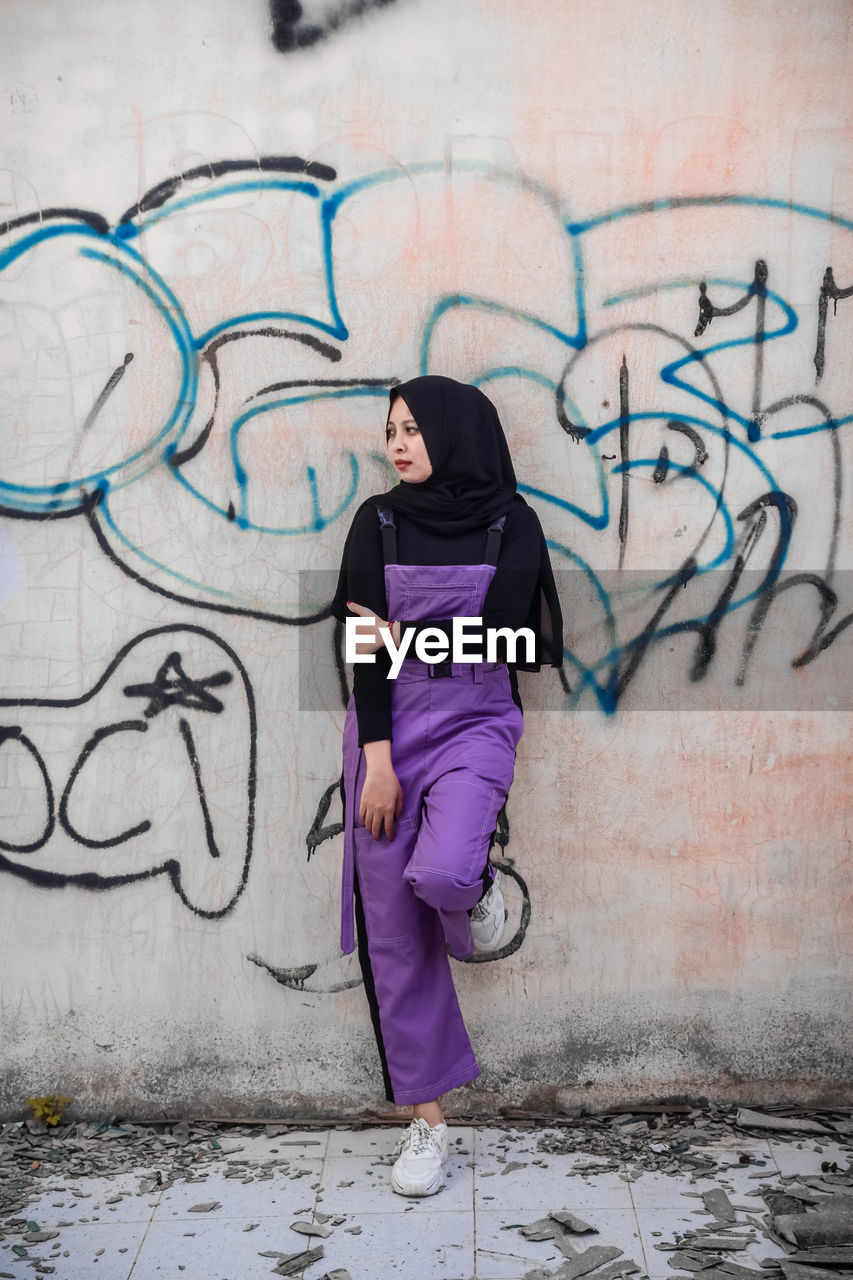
[390,1169,443,1196]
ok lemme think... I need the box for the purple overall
[340,543,524,1106]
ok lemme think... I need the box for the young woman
[331,375,563,1196]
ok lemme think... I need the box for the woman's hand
[360,740,404,839]
[347,603,401,654]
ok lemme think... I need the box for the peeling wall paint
[0,0,851,1118]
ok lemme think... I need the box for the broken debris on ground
[512,1112,852,1280]
[0,1104,850,1276]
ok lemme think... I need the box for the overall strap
[375,506,398,564]
[378,506,503,564]
[484,514,506,566]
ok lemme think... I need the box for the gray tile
[153,1160,324,1221]
[628,1171,715,1210]
[0,1219,150,1280]
[319,1152,473,1214]
[475,1128,544,1158]
[129,1215,332,1280]
[311,1208,474,1277]
[769,1137,851,1178]
[707,1169,780,1205]
[13,1171,162,1224]
[475,1213,564,1279]
[473,1147,634,1213]
[475,1207,642,1280]
[227,1131,329,1161]
[633,1201,725,1250]
[633,1202,789,1275]
[325,1126,402,1159]
[629,1166,774,1210]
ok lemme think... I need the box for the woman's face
[385,396,433,483]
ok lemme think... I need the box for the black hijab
[378,375,519,534]
[334,375,563,668]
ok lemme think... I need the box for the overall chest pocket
[401,580,483,621]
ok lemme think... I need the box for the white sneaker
[390,1118,449,1196]
[468,870,506,953]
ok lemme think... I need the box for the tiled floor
[0,1125,849,1279]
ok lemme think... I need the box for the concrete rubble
[512,1107,853,1280]
[0,1104,849,1277]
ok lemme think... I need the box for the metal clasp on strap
[376,506,398,564]
[484,514,506,566]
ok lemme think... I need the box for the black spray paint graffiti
[2,164,850,703]
[553,306,852,712]
[694,260,769,440]
[0,625,257,918]
[247,800,531,993]
[269,0,403,52]
[116,156,337,227]
[814,267,853,382]
[3,163,852,991]
[690,264,850,667]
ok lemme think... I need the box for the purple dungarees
[341,547,524,1106]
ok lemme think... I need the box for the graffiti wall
[1,0,851,1117]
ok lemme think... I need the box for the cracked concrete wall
[0,0,851,1118]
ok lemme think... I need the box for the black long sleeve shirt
[334,501,546,745]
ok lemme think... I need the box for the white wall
[1,0,851,1118]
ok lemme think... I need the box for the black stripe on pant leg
[480,836,495,897]
[353,865,395,1104]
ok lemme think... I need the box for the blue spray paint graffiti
[1,159,851,707]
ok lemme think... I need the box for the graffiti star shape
[123,652,232,719]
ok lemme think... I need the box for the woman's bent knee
[405,863,481,912]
